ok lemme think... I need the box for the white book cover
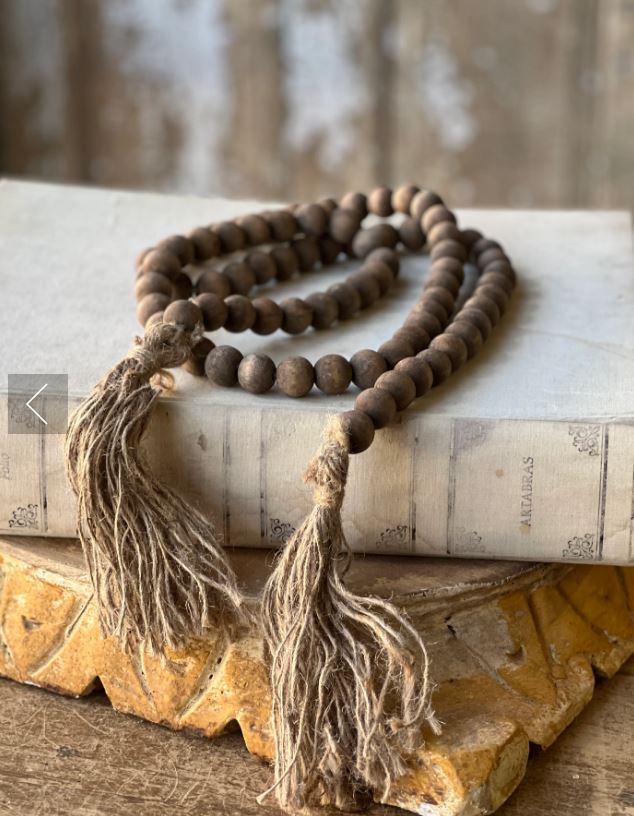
[0,179,633,563]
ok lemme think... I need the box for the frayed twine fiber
[258,416,441,813]
[65,321,247,654]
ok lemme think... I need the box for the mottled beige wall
[1,0,632,211]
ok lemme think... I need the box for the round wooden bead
[197,268,232,299]
[238,354,276,394]
[276,356,314,398]
[366,247,400,277]
[347,270,381,308]
[421,204,456,233]
[429,334,468,371]
[349,349,387,390]
[329,208,361,245]
[327,282,362,319]
[205,345,243,387]
[136,293,171,326]
[395,356,433,398]
[477,247,509,270]
[407,310,442,338]
[223,261,256,296]
[305,292,339,329]
[314,354,352,395]
[431,239,467,263]
[135,247,152,270]
[213,221,247,253]
[355,387,397,429]
[339,191,368,220]
[145,310,164,330]
[460,306,493,341]
[224,295,256,332]
[472,237,502,259]
[173,272,193,300]
[163,299,203,331]
[480,271,514,296]
[245,250,276,285]
[482,259,516,286]
[188,227,220,261]
[351,224,399,258]
[431,256,464,284]
[417,298,449,325]
[317,197,338,214]
[193,293,228,331]
[292,236,320,271]
[157,235,194,266]
[365,260,394,295]
[445,319,483,358]
[266,210,298,242]
[340,410,375,454]
[410,190,443,221]
[422,284,455,312]
[417,348,452,385]
[236,214,270,245]
[252,297,283,335]
[378,338,414,368]
[461,228,483,255]
[467,293,500,325]
[392,184,420,214]
[281,297,313,335]
[135,272,173,301]
[296,203,328,236]
[375,370,416,411]
[270,245,299,280]
[393,325,430,353]
[367,186,393,217]
[141,249,181,282]
[318,235,343,266]
[399,217,426,251]
[427,221,463,247]
[425,269,461,296]
[184,337,215,377]
[478,284,509,313]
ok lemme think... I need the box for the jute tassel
[259,416,441,812]
[65,321,246,654]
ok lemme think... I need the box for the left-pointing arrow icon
[26,383,48,425]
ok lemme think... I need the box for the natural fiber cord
[258,416,441,812]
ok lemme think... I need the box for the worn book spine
[1,394,632,563]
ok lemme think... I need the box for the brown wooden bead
[425,269,461,296]
[351,223,399,258]
[480,271,514,295]
[461,228,483,255]
[317,197,338,214]
[135,247,152,270]
[266,210,298,242]
[213,221,247,253]
[223,261,256,296]
[392,184,420,214]
[339,191,368,220]
[393,325,430,353]
[187,227,220,261]
[193,293,228,331]
[445,320,483,358]
[478,284,509,313]
[460,306,493,341]
[367,186,393,217]
[422,285,455,312]
[281,297,313,335]
[296,203,328,237]
[472,237,502,259]
[292,236,320,271]
[276,356,314,398]
[184,337,215,377]
[430,334,468,371]
[365,260,394,295]
[270,245,299,280]
[173,272,193,301]
[431,256,465,284]
[340,410,375,454]
[378,338,414,368]
[305,292,339,329]
[417,348,452,385]
[410,190,443,221]
[407,309,442,338]
[236,214,270,245]
[375,370,416,411]
[136,293,171,327]
[430,239,467,263]
[482,258,516,286]
[145,310,164,330]
[135,272,173,301]
[347,270,381,308]
[355,387,397,429]
[224,295,256,332]
[197,268,232,299]
[157,235,194,266]
[327,282,361,319]
[237,354,276,394]
[417,298,449,325]
[477,247,508,270]
[349,349,387,390]
[421,204,457,233]
[245,250,276,285]
[399,217,426,251]
[366,247,400,277]
[252,297,283,335]
[394,357,433,398]
[314,354,352,395]
[467,294,500,325]
[163,299,202,331]
[329,208,361,245]
[141,249,181,282]
[205,345,243,387]
[427,221,463,247]
[318,235,343,266]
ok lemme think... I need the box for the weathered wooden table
[0,658,632,815]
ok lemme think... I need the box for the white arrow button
[26,383,48,425]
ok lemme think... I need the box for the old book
[1,179,633,562]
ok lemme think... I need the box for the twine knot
[127,321,201,378]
